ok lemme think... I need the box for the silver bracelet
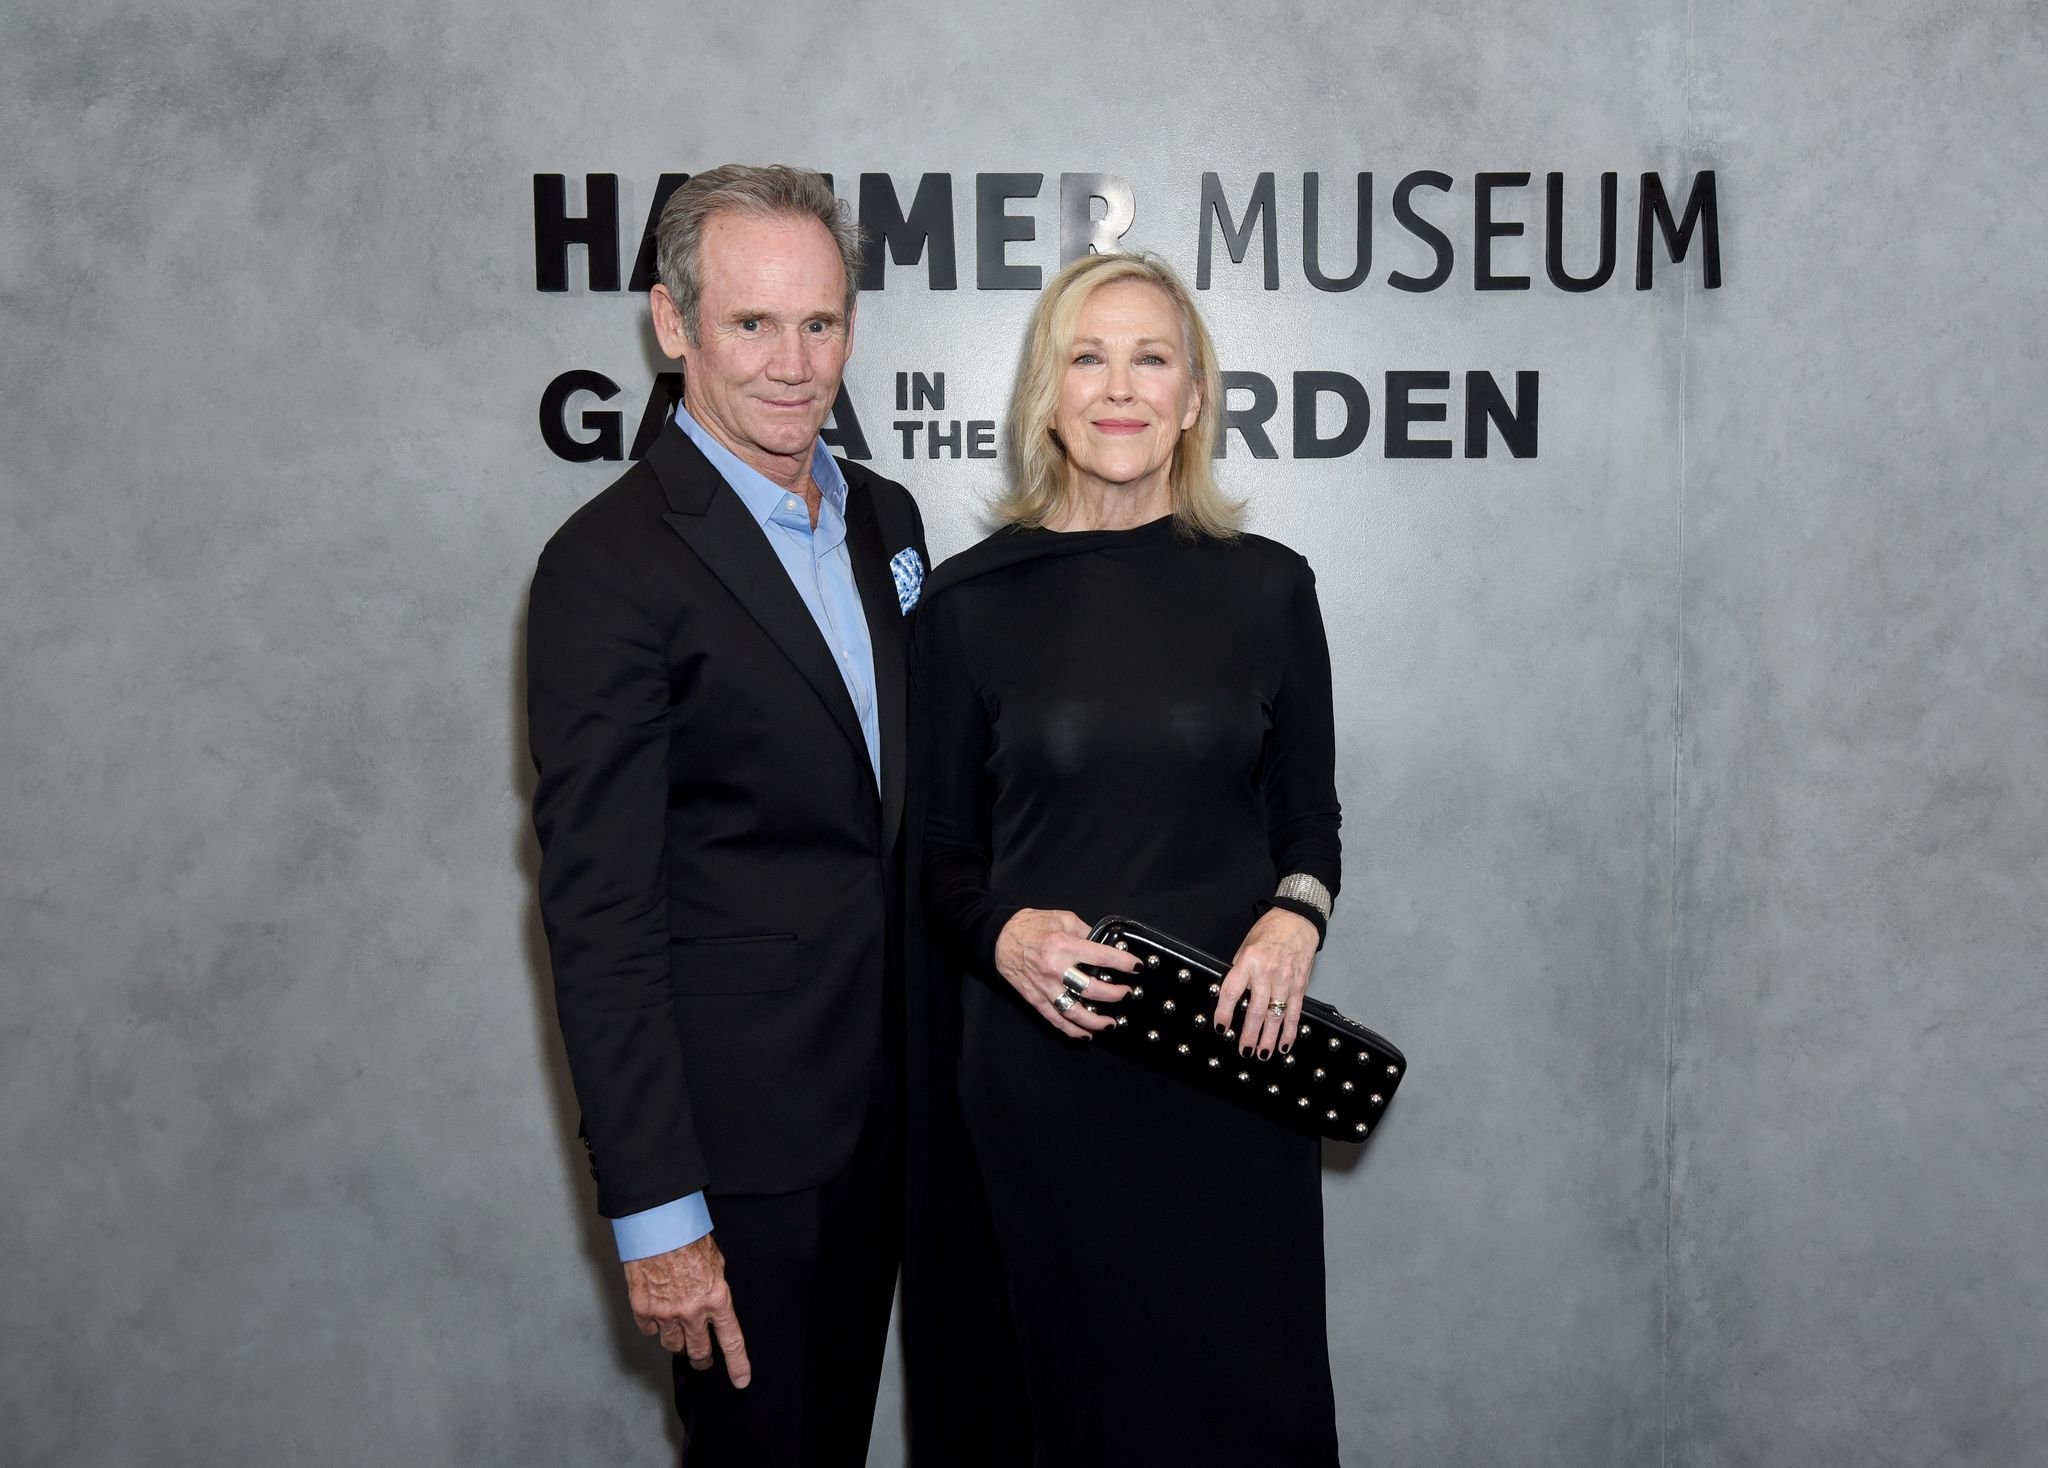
[1274,872,1333,924]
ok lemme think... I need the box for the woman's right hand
[993,908,1139,1038]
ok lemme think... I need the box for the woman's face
[1053,279,1202,508]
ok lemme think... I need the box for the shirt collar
[672,402,847,530]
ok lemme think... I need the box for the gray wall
[3,1,2042,1464]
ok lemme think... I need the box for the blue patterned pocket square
[890,547,924,614]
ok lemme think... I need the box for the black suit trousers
[675,1088,904,1467]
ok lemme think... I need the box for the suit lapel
[648,426,870,769]
[844,482,908,850]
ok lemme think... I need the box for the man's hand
[624,1234,752,1388]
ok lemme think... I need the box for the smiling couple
[527,163,1342,1467]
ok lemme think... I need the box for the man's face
[653,211,853,477]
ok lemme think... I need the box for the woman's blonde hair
[995,252,1242,538]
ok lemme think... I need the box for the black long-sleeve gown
[921,515,1343,1467]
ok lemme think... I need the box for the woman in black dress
[920,252,1343,1466]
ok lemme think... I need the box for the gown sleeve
[918,590,1023,979]
[1258,556,1343,933]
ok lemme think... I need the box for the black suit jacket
[526,422,926,1215]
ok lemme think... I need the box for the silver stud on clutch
[1237,1071,1250,1082]
[1267,1084,1281,1095]
[1207,1057,1220,1069]
[1131,986,1144,999]
[1300,1023,1313,1037]
[1146,1029,1159,1041]
[1207,982,1220,995]
[1314,1067,1326,1080]
[1117,1015,1129,1027]
[1115,941,1128,951]
[1146,953,1160,968]
[1387,1065,1400,1076]
[1370,1094,1383,1104]
[1328,1037,1341,1050]
[1176,968,1191,982]
[1341,1081,1354,1093]
[1326,1109,1338,1121]
[1358,1051,1371,1065]
[1223,1028,1235,1040]
[1354,1122,1369,1135]
[1162,999,1176,1013]
[1283,1054,1296,1067]
[1177,1043,1191,1055]
[1297,1096,1310,1107]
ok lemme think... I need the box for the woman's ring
[1061,967,1092,994]
[1267,999,1288,1017]
[1053,991,1078,1014]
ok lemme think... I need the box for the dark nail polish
[1258,1048,1273,1061]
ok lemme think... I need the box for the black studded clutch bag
[1079,916,1407,1144]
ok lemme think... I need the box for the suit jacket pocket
[670,934,800,994]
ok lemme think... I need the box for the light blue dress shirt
[612,406,881,1262]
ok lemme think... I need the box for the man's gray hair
[654,164,864,340]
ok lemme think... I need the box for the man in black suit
[526,164,926,1465]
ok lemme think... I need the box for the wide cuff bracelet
[1275,872,1333,924]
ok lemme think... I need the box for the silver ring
[1052,991,1078,1014]
[1060,967,1092,994]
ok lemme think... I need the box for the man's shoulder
[838,455,912,504]
[836,456,924,542]
[538,458,668,568]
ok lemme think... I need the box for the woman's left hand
[1212,907,1319,1059]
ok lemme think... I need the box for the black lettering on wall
[1302,173,1372,292]
[1545,172,1616,292]
[1198,173,1279,290]
[630,372,684,458]
[859,173,959,290]
[540,369,624,459]
[911,372,945,410]
[1637,170,1721,289]
[1474,172,1532,290]
[1388,171,1454,293]
[1216,371,1279,459]
[1060,173,1136,264]
[968,421,998,458]
[627,174,691,292]
[534,174,622,292]
[1386,370,1453,458]
[1465,370,1538,458]
[1293,371,1372,458]
[822,385,871,460]
[977,174,1044,290]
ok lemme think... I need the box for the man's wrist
[612,1192,714,1261]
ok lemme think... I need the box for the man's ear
[650,284,691,361]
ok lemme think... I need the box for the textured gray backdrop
[4,0,2043,1464]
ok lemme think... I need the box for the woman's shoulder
[1198,528,1318,599]
[923,525,1048,607]
[1216,527,1311,568]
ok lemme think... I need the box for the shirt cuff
[612,1192,714,1261]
